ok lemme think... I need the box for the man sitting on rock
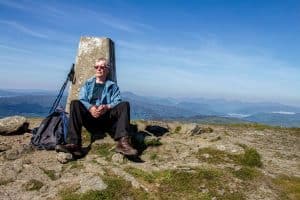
[56,58,137,156]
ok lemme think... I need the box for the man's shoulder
[85,76,96,84]
[83,77,117,87]
[105,80,117,86]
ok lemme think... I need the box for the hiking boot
[55,144,81,153]
[115,136,137,156]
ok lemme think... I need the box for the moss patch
[197,147,238,164]
[60,175,148,200]
[156,168,243,200]
[231,166,261,181]
[81,129,91,145]
[197,147,262,167]
[40,167,59,180]
[273,175,300,200]
[70,161,85,170]
[91,143,114,160]
[125,167,156,183]
[23,179,43,191]
[125,167,245,200]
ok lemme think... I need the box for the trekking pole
[49,64,75,113]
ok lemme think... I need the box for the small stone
[0,143,11,152]
[57,152,73,164]
[190,125,204,135]
[0,116,28,135]
[218,189,225,195]
[231,149,238,153]
[79,174,107,193]
[24,132,32,138]
[22,158,32,165]
[201,188,209,193]
[203,153,210,159]
[111,153,124,163]
[0,162,21,184]
[216,145,226,151]
[4,149,21,160]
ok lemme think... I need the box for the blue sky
[0,0,299,106]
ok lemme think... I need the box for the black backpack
[31,64,74,150]
[31,108,69,150]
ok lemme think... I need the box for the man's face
[94,60,109,79]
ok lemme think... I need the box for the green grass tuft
[240,148,262,167]
[150,153,158,160]
[174,126,182,133]
[144,137,162,146]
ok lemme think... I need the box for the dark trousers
[67,100,130,145]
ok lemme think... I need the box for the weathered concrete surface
[66,37,116,112]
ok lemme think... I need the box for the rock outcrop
[0,116,28,135]
[0,119,299,200]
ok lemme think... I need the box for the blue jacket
[79,76,122,110]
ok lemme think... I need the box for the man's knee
[118,101,130,111]
[70,100,81,107]
[70,100,85,111]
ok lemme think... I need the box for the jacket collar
[86,76,115,87]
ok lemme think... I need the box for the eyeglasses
[94,65,109,70]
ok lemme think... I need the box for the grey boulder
[0,116,29,135]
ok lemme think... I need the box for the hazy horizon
[0,0,299,107]
[1,87,300,108]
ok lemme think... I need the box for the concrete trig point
[66,37,116,112]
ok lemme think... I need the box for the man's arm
[78,83,93,110]
[108,84,122,108]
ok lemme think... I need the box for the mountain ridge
[0,89,299,127]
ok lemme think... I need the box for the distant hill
[0,89,20,97]
[0,89,299,127]
[166,115,249,125]
[0,94,67,118]
[245,112,300,127]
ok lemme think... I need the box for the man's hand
[89,105,110,118]
[97,104,110,116]
[89,105,101,118]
